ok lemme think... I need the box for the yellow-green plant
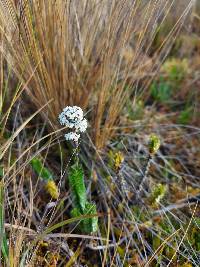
[148,134,161,155]
[138,134,161,196]
[149,183,167,205]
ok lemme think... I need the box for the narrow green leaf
[0,166,4,177]
[0,182,9,261]
[30,157,53,181]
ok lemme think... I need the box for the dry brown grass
[0,0,193,149]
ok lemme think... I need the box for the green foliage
[80,202,98,233]
[162,58,188,83]
[30,157,53,181]
[117,246,125,258]
[177,107,193,125]
[152,235,162,250]
[151,59,189,104]
[151,78,172,103]
[0,182,9,262]
[68,163,87,212]
[71,207,81,218]
[131,205,148,222]
[162,161,181,183]
[68,163,98,233]
[194,217,200,228]
[164,242,177,260]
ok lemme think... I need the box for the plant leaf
[30,157,53,181]
[68,163,87,212]
[82,202,98,233]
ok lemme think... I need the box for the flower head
[59,106,87,143]
[59,106,84,128]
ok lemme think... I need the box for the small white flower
[64,132,80,142]
[75,118,88,132]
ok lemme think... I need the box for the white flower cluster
[64,132,80,142]
[59,106,83,128]
[59,106,87,142]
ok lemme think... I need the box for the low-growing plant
[150,78,172,103]
[151,58,189,104]
[177,106,193,125]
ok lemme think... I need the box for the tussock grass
[0,0,193,149]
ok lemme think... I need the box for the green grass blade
[0,182,9,261]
